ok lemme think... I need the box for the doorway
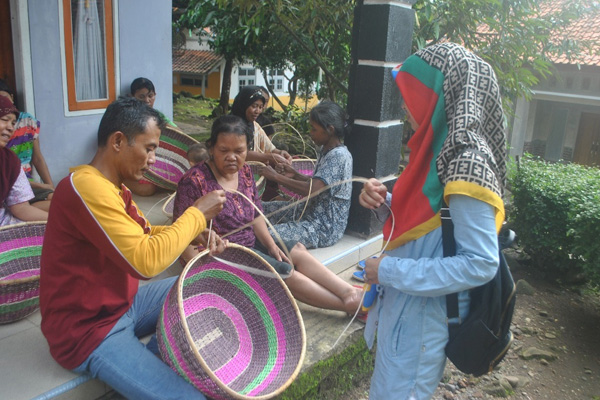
[574,112,600,166]
[0,0,16,92]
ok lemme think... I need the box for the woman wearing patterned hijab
[230,85,292,166]
[358,43,507,399]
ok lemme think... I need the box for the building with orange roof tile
[509,0,600,166]
[172,29,313,111]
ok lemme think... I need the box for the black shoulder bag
[441,203,516,376]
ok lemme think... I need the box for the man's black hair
[97,97,165,147]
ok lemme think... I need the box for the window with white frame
[239,67,256,88]
[268,69,285,91]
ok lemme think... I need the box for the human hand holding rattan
[194,229,228,255]
[192,189,226,220]
[270,150,292,166]
[275,162,298,179]
[363,254,385,285]
[257,165,279,181]
[267,243,291,264]
[275,149,293,163]
[359,178,387,210]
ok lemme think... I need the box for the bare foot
[343,287,364,316]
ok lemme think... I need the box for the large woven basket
[0,221,46,324]
[247,161,266,198]
[162,192,176,219]
[279,158,316,200]
[157,244,306,399]
[144,125,199,191]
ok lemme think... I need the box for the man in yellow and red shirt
[40,98,225,399]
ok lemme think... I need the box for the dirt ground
[344,248,600,400]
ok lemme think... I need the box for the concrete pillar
[509,97,530,159]
[345,0,416,238]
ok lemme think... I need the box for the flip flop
[357,255,378,270]
[352,269,365,282]
[356,312,368,324]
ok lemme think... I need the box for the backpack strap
[441,201,460,328]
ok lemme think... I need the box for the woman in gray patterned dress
[258,101,353,249]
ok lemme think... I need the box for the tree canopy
[413,0,597,105]
[175,0,597,111]
[175,0,354,109]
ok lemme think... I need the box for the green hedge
[508,155,600,285]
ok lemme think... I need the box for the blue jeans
[73,277,206,400]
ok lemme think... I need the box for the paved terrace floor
[0,191,381,400]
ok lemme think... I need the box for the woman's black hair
[309,100,350,139]
[206,115,253,149]
[230,85,265,122]
[130,77,156,96]
[0,79,14,97]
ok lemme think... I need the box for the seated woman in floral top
[174,115,362,316]
[258,101,352,248]
[0,96,48,226]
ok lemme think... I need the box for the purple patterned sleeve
[173,163,261,248]
[173,166,206,222]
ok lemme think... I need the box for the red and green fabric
[384,43,507,250]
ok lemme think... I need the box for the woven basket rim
[176,243,306,400]
[145,126,199,190]
[246,161,266,192]
[164,125,199,141]
[0,221,47,232]
[291,158,316,164]
[0,274,40,286]
[143,170,178,191]
[161,192,176,218]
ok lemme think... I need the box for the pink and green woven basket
[0,221,46,324]
[247,161,266,198]
[157,244,306,399]
[144,125,199,191]
[279,159,315,200]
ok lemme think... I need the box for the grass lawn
[172,95,218,142]
[171,94,316,156]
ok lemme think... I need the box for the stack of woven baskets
[157,244,306,399]
[0,221,46,324]
[144,125,199,191]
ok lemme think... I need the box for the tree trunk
[261,70,286,110]
[219,58,233,114]
[287,76,298,107]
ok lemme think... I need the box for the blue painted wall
[27,0,172,184]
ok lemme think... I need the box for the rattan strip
[162,193,176,218]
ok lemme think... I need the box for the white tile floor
[0,191,381,400]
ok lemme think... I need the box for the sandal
[356,312,368,324]
[352,269,365,282]
[357,255,378,270]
